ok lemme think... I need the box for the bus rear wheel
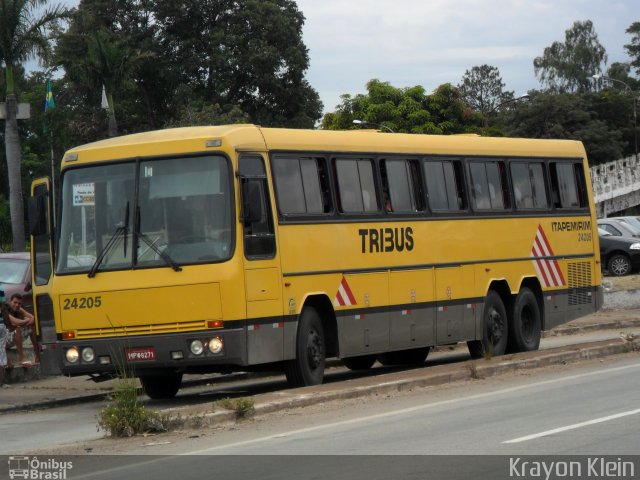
[284,307,325,387]
[342,354,377,370]
[509,287,541,352]
[468,290,508,359]
[140,373,183,399]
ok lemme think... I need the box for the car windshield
[0,259,28,284]
[56,155,233,274]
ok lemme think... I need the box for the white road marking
[186,362,640,454]
[503,408,640,444]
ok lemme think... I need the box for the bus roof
[62,124,587,165]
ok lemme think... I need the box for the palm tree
[0,0,67,251]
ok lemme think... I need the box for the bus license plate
[125,347,157,361]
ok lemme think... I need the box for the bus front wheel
[468,290,508,359]
[509,287,541,352]
[140,373,183,399]
[284,307,326,387]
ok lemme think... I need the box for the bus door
[28,177,60,374]
[238,154,284,364]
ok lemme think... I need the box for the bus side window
[382,158,423,213]
[334,158,378,213]
[239,155,276,259]
[550,162,585,209]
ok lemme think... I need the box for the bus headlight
[208,336,224,354]
[66,347,79,363]
[81,347,95,363]
[190,339,204,356]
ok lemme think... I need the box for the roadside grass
[603,273,640,291]
[97,377,171,437]
[216,397,255,419]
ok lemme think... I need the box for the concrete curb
[187,337,639,427]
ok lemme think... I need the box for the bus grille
[74,320,207,338]
[568,261,592,306]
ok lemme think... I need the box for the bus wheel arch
[468,283,510,359]
[284,295,337,387]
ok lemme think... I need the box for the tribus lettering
[359,227,414,253]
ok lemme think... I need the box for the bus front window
[57,155,233,274]
[137,156,233,266]
[57,163,135,274]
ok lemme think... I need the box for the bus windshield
[56,155,233,274]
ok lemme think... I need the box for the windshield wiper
[88,202,129,278]
[135,206,182,272]
[138,232,182,272]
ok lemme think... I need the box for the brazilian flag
[45,80,55,111]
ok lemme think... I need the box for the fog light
[66,347,79,363]
[99,356,111,365]
[190,339,204,355]
[81,347,95,363]
[171,351,184,360]
[208,336,223,354]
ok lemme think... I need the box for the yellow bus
[29,125,603,398]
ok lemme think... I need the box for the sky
[294,0,638,112]
[56,0,638,113]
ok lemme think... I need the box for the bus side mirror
[27,194,48,236]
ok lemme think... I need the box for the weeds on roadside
[97,377,170,437]
[467,363,482,380]
[217,397,255,419]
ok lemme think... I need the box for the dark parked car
[598,228,640,276]
[597,218,640,238]
[0,252,33,313]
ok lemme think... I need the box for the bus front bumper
[56,328,248,377]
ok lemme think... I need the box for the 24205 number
[63,296,102,310]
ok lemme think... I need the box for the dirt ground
[604,273,640,291]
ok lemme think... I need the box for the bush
[98,377,168,437]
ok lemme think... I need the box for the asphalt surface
[1,308,639,417]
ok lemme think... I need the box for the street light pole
[593,74,638,161]
[352,119,394,133]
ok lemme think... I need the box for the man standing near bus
[3,293,40,365]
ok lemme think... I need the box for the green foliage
[533,20,607,93]
[217,397,256,419]
[97,377,168,437]
[625,22,640,76]
[458,65,514,121]
[322,79,481,134]
[502,91,626,165]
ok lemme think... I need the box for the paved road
[0,326,637,456]
[11,355,639,480]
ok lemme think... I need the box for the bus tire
[342,354,377,370]
[510,287,541,352]
[140,373,182,399]
[378,347,430,366]
[284,307,325,387]
[468,290,508,359]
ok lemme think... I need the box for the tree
[503,91,625,164]
[0,0,68,251]
[458,65,514,126]
[322,79,482,134]
[152,0,322,127]
[625,21,640,77]
[533,20,607,93]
